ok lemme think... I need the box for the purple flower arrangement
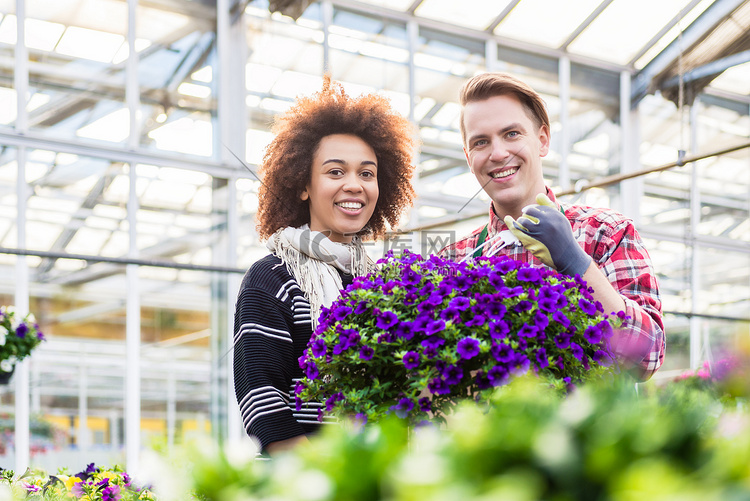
[298,251,621,425]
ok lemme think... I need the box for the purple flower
[517,267,541,282]
[426,319,446,336]
[394,321,414,340]
[295,396,302,411]
[456,337,480,360]
[333,306,353,321]
[71,482,86,497]
[513,300,533,313]
[535,348,549,369]
[510,354,530,376]
[487,365,510,386]
[325,392,345,412]
[578,298,597,316]
[449,296,471,310]
[305,362,319,380]
[359,345,375,361]
[599,320,614,339]
[538,298,557,313]
[465,313,487,327]
[376,310,399,330]
[102,484,121,501]
[497,258,518,274]
[491,343,515,363]
[554,333,571,349]
[552,311,571,328]
[428,377,450,395]
[570,342,584,362]
[353,413,368,427]
[311,339,327,358]
[295,381,304,395]
[489,320,510,339]
[593,350,614,366]
[442,364,463,385]
[391,397,415,418]
[413,313,432,332]
[439,306,462,323]
[402,351,420,370]
[23,483,41,493]
[454,274,472,290]
[16,323,27,337]
[401,267,421,285]
[418,397,432,412]
[533,311,549,330]
[488,271,505,288]
[423,345,438,359]
[353,301,369,314]
[518,323,539,339]
[584,325,603,345]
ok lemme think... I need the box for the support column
[558,57,571,191]
[125,0,142,474]
[619,71,642,223]
[166,368,176,453]
[217,0,246,444]
[78,355,89,460]
[689,100,702,369]
[14,0,30,474]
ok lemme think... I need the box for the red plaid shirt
[439,189,665,381]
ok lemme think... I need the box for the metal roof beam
[660,48,750,88]
[631,0,746,106]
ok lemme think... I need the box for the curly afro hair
[255,76,418,241]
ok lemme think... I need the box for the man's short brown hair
[459,72,550,145]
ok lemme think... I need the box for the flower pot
[0,366,14,385]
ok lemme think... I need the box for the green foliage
[182,377,750,501]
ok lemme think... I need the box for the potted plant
[0,306,46,384]
[299,251,621,425]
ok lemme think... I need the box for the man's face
[462,94,550,220]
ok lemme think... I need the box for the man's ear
[538,124,551,157]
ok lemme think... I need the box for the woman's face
[302,134,379,243]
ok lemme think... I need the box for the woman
[233,77,417,455]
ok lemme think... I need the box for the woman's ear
[300,189,309,201]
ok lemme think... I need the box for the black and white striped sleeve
[233,278,307,450]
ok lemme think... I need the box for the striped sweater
[233,254,350,451]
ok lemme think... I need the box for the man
[439,72,664,381]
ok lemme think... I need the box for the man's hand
[503,194,591,277]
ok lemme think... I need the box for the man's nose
[488,139,510,163]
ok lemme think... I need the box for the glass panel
[137,2,216,157]
[236,177,262,271]
[414,0,512,31]
[245,1,323,168]
[138,265,212,451]
[134,165,215,262]
[24,0,129,144]
[697,247,750,318]
[0,1,16,130]
[330,9,409,115]
[27,255,130,469]
[494,0,603,49]
[568,0,696,65]
[660,312,689,372]
[415,28,486,227]
[0,146,16,250]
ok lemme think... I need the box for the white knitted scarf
[266,224,372,330]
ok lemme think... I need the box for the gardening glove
[503,193,591,277]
